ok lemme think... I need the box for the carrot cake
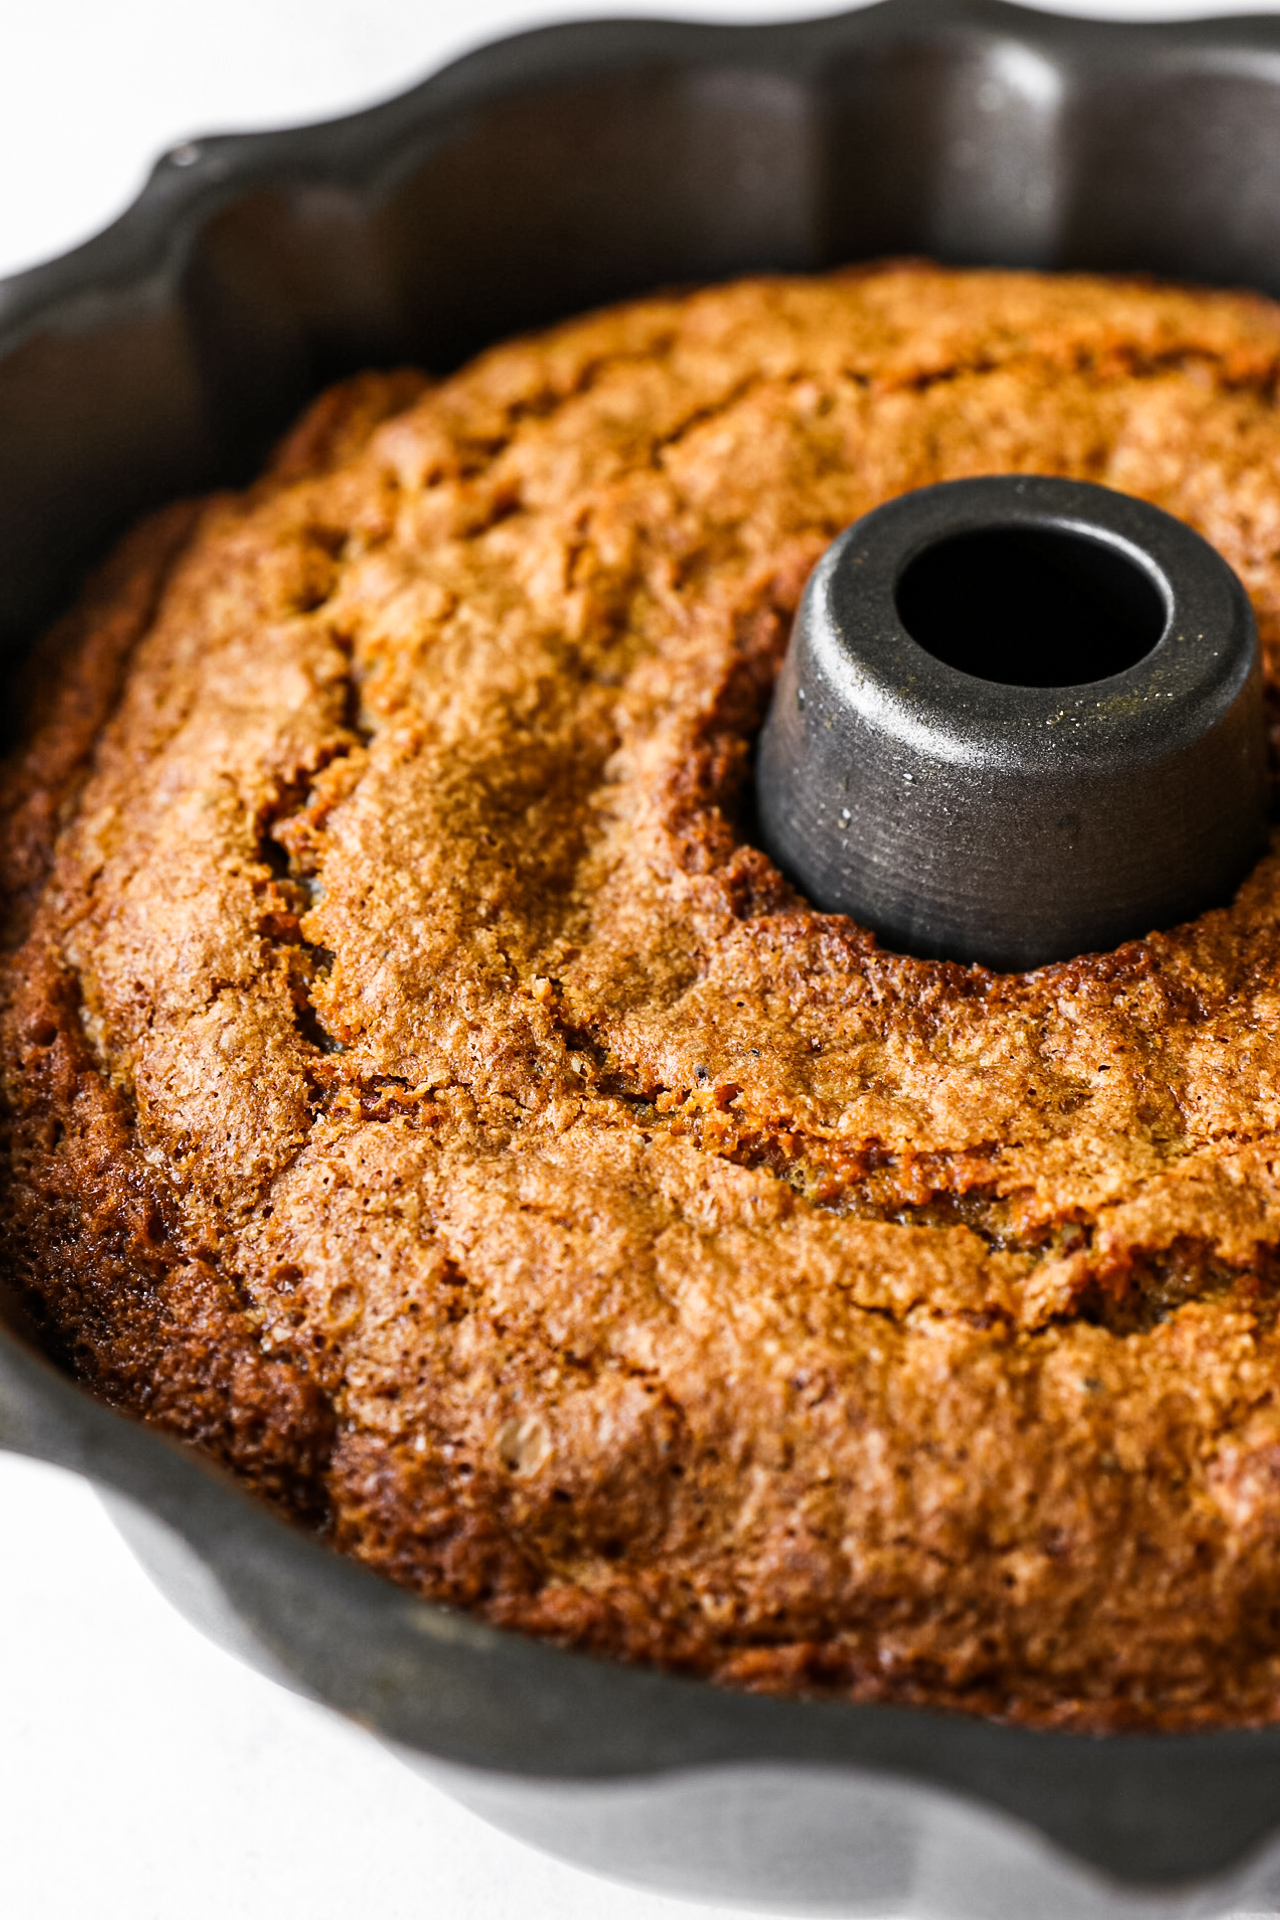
[6,264,1280,1728]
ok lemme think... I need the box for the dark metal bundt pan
[8,3,1280,1912]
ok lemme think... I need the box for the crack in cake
[7,263,1280,1728]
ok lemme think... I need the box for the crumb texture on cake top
[7,265,1280,1727]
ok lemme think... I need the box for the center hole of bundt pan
[756,475,1269,973]
[894,523,1166,688]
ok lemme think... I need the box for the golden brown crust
[0,500,204,947]
[11,265,1280,1725]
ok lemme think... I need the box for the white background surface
[3,3,1280,1917]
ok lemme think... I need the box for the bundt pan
[11,1,1280,1912]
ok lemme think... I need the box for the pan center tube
[756,475,1269,973]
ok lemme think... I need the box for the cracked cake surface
[10,263,1280,1726]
